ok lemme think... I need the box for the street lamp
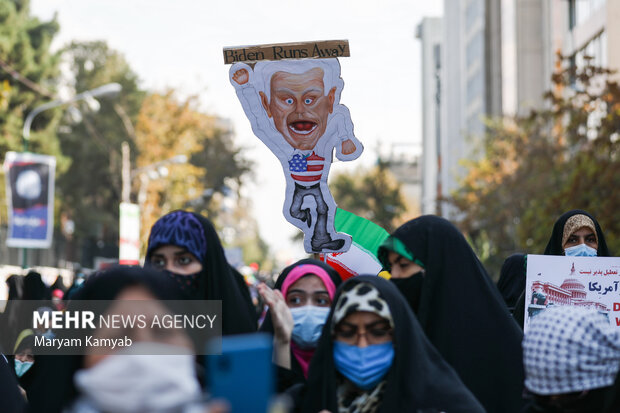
[15,83,122,268]
[22,82,122,151]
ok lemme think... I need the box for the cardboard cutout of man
[230,59,363,253]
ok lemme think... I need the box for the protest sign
[3,151,56,248]
[227,40,362,254]
[524,254,620,331]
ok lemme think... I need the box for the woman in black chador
[512,209,612,328]
[377,215,526,413]
[298,275,484,413]
[144,210,256,335]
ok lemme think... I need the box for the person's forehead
[288,274,327,292]
[571,226,596,235]
[152,244,188,255]
[342,311,385,325]
[271,68,325,89]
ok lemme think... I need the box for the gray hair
[254,58,344,103]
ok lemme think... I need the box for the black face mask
[162,270,202,299]
[390,271,424,314]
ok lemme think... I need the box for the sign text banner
[223,40,350,64]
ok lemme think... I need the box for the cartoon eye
[304,98,313,104]
[285,98,294,105]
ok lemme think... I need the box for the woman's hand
[258,283,293,343]
[258,283,293,369]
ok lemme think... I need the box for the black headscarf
[145,210,256,335]
[0,275,23,353]
[22,271,50,300]
[378,215,526,413]
[0,355,27,413]
[299,275,484,412]
[497,253,527,313]
[259,258,342,391]
[26,266,185,413]
[9,331,37,398]
[543,209,610,256]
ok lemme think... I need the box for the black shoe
[312,239,345,252]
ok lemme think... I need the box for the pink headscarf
[281,264,337,299]
[280,264,337,378]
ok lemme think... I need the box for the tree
[449,55,620,277]
[134,91,256,260]
[55,41,143,265]
[0,0,63,225]
[329,161,407,233]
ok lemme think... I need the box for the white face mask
[14,359,33,377]
[290,305,330,349]
[564,243,597,257]
[74,342,201,413]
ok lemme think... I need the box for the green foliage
[330,161,407,233]
[0,3,265,267]
[55,41,144,263]
[0,0,60,153]
[450,56,620,277]
[0,0,63,226]
[134,91,259,262]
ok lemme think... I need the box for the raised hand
[232,68,249,85]
[341,138,356,155]
[258,283,293,344]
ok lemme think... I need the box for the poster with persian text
[524,255,620,332]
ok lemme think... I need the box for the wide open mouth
[288,121,317,135]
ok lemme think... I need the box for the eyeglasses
[334,326,393,345]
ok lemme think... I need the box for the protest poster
[226,40,363,254]
[524,254,620,332]
[3,151,56,248]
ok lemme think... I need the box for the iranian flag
[320,208,389,280]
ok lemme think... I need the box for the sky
[30,0,443,263]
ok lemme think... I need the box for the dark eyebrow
[286,289,309,296]
[173,250,192,256]
[339,319,390,329]
[366,320,390,329]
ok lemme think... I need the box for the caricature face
[261,67,336,150]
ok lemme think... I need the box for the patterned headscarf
[146,211,207,262]
[562,214,598,247]
[523,306,620,395]
[332,282,394,329]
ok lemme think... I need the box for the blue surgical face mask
[290,306,330,349]
[333,341,394,390]
[15,359,33,377]
[564,243,597,257]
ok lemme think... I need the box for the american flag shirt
[288,151,325,185]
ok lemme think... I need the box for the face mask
[290,306,330,349]
[163,270,202,298]
[14,359,33,377]
[564,243,597,257]
[390,271,424,314]
[74,342,200,413]
[333,341,394,390]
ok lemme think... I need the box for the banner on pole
[3,151,56,248]
[524,255,620,332]
[119,202,140,265]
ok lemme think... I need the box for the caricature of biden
[230,58,363,253]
